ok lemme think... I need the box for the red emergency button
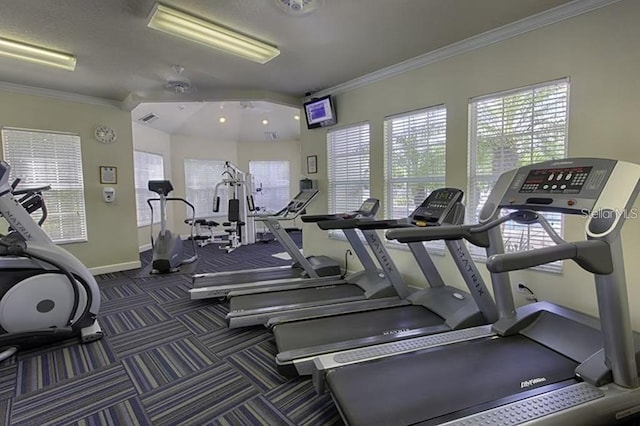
[567,199,575,206]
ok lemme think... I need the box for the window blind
[249,160,290,213]
[184,159,227,218]
[134,151,164,227]
[2,127,87,243]
[384,105,447,250]
[467,79,569,271]
[327,123,370,238]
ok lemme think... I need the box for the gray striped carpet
[0,231,344,425]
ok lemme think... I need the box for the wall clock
[95,125,117,144]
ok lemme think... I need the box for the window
[184,159,227,219]
[134,151,164,227]
[384,106,447,250]
[468,79,569,271]
[385,105,447,218]
[249,161,290,213]
[327,123,370,238]
[2,127,87,243]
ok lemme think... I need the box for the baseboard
[139,243,152,253]
[89,261,141,276]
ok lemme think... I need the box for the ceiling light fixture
[0,36,76,71]
[294,115,300,121]
[262,119,269,125]
[219,117,226,123]
[147,3,280,64]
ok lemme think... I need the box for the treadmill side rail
[439,382,603,426]
[311,325,494,395]
[191,274,340,299]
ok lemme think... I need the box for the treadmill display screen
[360,201,377,215]
[413,189,461,224]
[519,166,593,194]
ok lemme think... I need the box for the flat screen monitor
[303,95,336,129]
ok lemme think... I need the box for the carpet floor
[0,231,344,425]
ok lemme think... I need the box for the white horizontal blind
[384,105,447,249]
[184,159,227,218]
[468,79,569,271]
[2,127,87,243]
[250,160,290,213]
[327,123,370,238]
[134,151,164,226]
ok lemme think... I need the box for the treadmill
[318,158,640,426]
[271,188,498,376]
[190,189,341,300]
[225,198,425,328]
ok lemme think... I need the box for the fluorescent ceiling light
[147,3,280,64]
[0,37,76,71]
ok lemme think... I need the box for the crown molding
[311,0,621,99]
[0,81,121,108]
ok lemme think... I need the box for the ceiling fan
[165,65,195,94]
[274,0,323,16]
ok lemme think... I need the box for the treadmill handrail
[487,240,613,275]
[385,223,492,248]
[256,190,319,222]
[353,218,414,230]
[316,218,377,230]
[301,214,343,223]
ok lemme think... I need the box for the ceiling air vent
[138,113,160,124]
[265,131,279,141]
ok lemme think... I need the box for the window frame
[383,104,448,252]
[133,150,165,227]
[184,158,229,219]
[467,78,570,272]
[1,126,88,244]
[249,160,291,214]
[326,122,371,239]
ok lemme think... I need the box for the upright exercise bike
[0,160,103,362]
[147,180,198,273]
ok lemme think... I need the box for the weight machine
[212,162,255,253]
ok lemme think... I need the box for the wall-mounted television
[303,95,337,129]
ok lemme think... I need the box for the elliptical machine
[147,180,198,274]
[0,160,103,362]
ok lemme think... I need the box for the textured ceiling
[0,0,574,105]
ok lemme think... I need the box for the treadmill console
[354,198,379,218]
[286,189,319,213]
[411,188,463,226]
[499,158,617,214]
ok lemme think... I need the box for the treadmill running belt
[275,306,444,352]
[327,335,578,426]
[230,284,364,311]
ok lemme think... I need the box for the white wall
[300,0,640,329]
[0,90,140,273]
